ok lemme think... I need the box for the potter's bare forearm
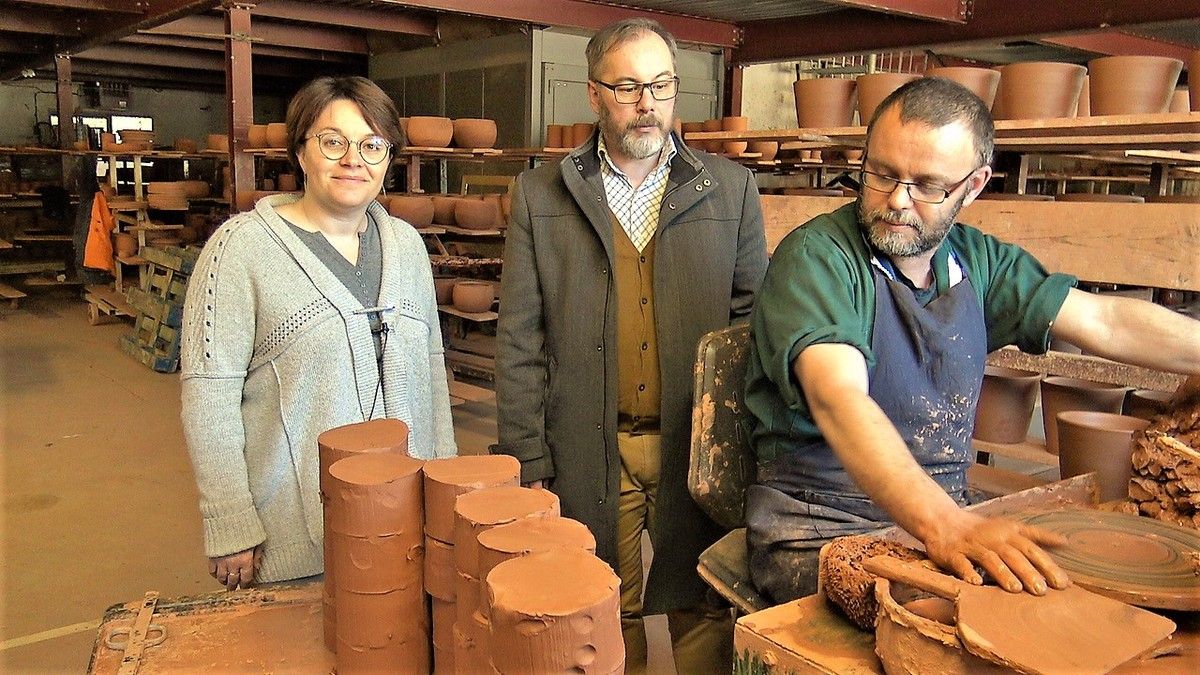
[1054,289,1200,375]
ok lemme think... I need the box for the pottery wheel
[1020,509,1200,611]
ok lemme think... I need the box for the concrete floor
[1,291,673,673]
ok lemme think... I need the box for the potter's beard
[856,191,965,258]
[598,105,669,160]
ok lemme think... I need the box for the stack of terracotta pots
[1056,411,1149,502]
[721,116,749,156]
[1039,376,1131,453]
[452,486,561,672]
[325,450,427,672]
[422,455,521,673]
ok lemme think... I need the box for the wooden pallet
[120,246,195,372]
[85,285,135,325]
[120,333,179,373]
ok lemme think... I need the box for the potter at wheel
[1019,509,1200,610]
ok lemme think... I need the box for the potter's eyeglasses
[305,132,392,165]
[592,77,679,104]
[859,167,981,204]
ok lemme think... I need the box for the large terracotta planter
[407,116,454,147]
[748,141,778,161]
[973,366,1042,444]
[431,195,458,225]
[454,198,498,231]
[856,72,919,125]
[1040,376,1130,454]
[266,122,288,149]
[452,118,497,149]
[452,281,494,313]
[926,67,1001,109]
[793,78,856,128]
[1124,389,1173,421]
[248,124,268,148]
[1056,411,1149,502]
[995,62,1087,120]
[387,195,435,228]
[1088,56,1183,116]
[721,116,749,155]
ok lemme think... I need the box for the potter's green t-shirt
[746,202,1077,462]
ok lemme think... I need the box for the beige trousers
[617,432,733,675]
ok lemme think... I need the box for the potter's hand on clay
[209,545,262,591]
[924,513,1070,595]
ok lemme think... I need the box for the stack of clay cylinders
[487,548,624,674]
[421,455,521,673]
[317,419,410,652]
[326,452,428,673]
[452,486,562,673]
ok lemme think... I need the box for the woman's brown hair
[285,76,405,178]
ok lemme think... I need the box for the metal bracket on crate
[104,591,166,675]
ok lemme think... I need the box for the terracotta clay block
[335,587,428,648]
[424,535,457,601]
[452,486,561,584]
[818,535,924,630]
[452,621,492,675]
[477,515,596,620]
[336,636,430,675]
[432,596,456,674]
[455,569,481,628]
[326,453,424,537]
[328,531,423,594]
[487,549,623,674]
[422,455,520,542]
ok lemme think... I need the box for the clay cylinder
[318,419,410,651]
[487,549,623,674]
[793,78,857,128]
[425,535,456,600]
[1124,389,1173,422]
[571,122,594,148]
[327,531,423,594]
[1040,376,1130,454]
[453,486,562,585]
[925,67,1001,109]
[856,72,919,125]
[972,366,1042,444]
[1057,411,1149,502]
[476,515,596,621]
[546,124,566,149]
[334,587,429,673]
[422,455,521,542]
[432,596,456,674]
[995,62,1087,120]
[452,615,493,675]
[326,452,424,537]
[1088,56,1183,116]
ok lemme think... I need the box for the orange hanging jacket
[82,190,114,273]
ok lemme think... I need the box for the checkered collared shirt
[597,133,677,252]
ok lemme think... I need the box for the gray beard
[857,192,965,258]
[599,107,668,160]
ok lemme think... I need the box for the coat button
[640,297,648,305]
[601,268,608,274]
[703,179,711,186]
[597,344,603,351]
[596,196,602,201]
[638,384,646,392]
[668,203,676,209]
[595,423,601,430]
[695,184,703,191]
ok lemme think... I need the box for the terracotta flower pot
[793,78,857,128]
[431,196,458,225]
[266,122,288,149]
[407,116,454,148]
[1088,56,1183,116]
[570,122,594,148]
[1124,389,1173,421]
[388,195,435,227]
[720,116,749,156]
[1076,76,1091,117]
[1056,411,1149,502]
[433,276,458,306]
[973,366,1043,444]
[1055,193,1145,203]
[452,281,494,313]
[113,232,137,257]
[926,67,1001,109]
[1170,88,1190,113]
[206,133,229,152]
[1191,51,1200,111]
[452,118,497,149]
[856,72,919,125]
[175,137,198,153]
[248,124,269,148]
[454,198,499,231]
[700,118,723,152]
[545,124,566,148]
[1040,376,1131,454]
[680,122,705,149]
[748,141,778,161]
[995,62,1087,120]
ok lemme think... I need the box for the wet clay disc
[423,455,521,541]
[487,549,623,674]
[326,453,424,537]
[453,486,561,578]
[477,515,596,621]
[1020,509,1200,610]
[319,419,411,492]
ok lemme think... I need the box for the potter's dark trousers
[617,432,733,675]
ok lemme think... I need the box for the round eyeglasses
[591,77,679,105]
[859,166,981,204]
[305,132,393,165]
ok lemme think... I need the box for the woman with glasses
[179,76,457,590]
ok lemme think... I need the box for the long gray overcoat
[491,132,767,612]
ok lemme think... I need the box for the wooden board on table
[972,436,1058,467]
[0,259,66,276]
[438,304,498,322]
[0,280,26,307]
[987,347,1185,392]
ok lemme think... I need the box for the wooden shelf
[429,255,503,268]
[972,437,1058,467]
[108,201,149,211]
[440,224,504,237]
[12,234,72,243]
[438,304,498,321]
[0,259,66,275]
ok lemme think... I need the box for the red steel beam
[146,13,369,54]
[11,0,143,11]
[735,0,1200,64]
[374,0,740,47]
[1039,30,1196,63]
[820,0,970,23]
[225,1,254,214]
[55,53,73,149]
[252,0,438,36]
[0,7,86,36]
[122,33,362,63]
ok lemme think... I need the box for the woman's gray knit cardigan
[180,193,457,582]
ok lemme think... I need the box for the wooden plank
[759,196,1200,291]
[438,304,498,322]
[0,239,15,250]
[0,260,66,275]
[987,348,1185,391]
[997,133,1200,152]
[448,379,495,404]
[973,436,1058,467]
[440,225,504,237]
[11,234,72,243]
[966,462,1051,497]
[0,280,26,307]
[444,348,495,381]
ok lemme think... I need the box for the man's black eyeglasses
[592,77,680,104]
